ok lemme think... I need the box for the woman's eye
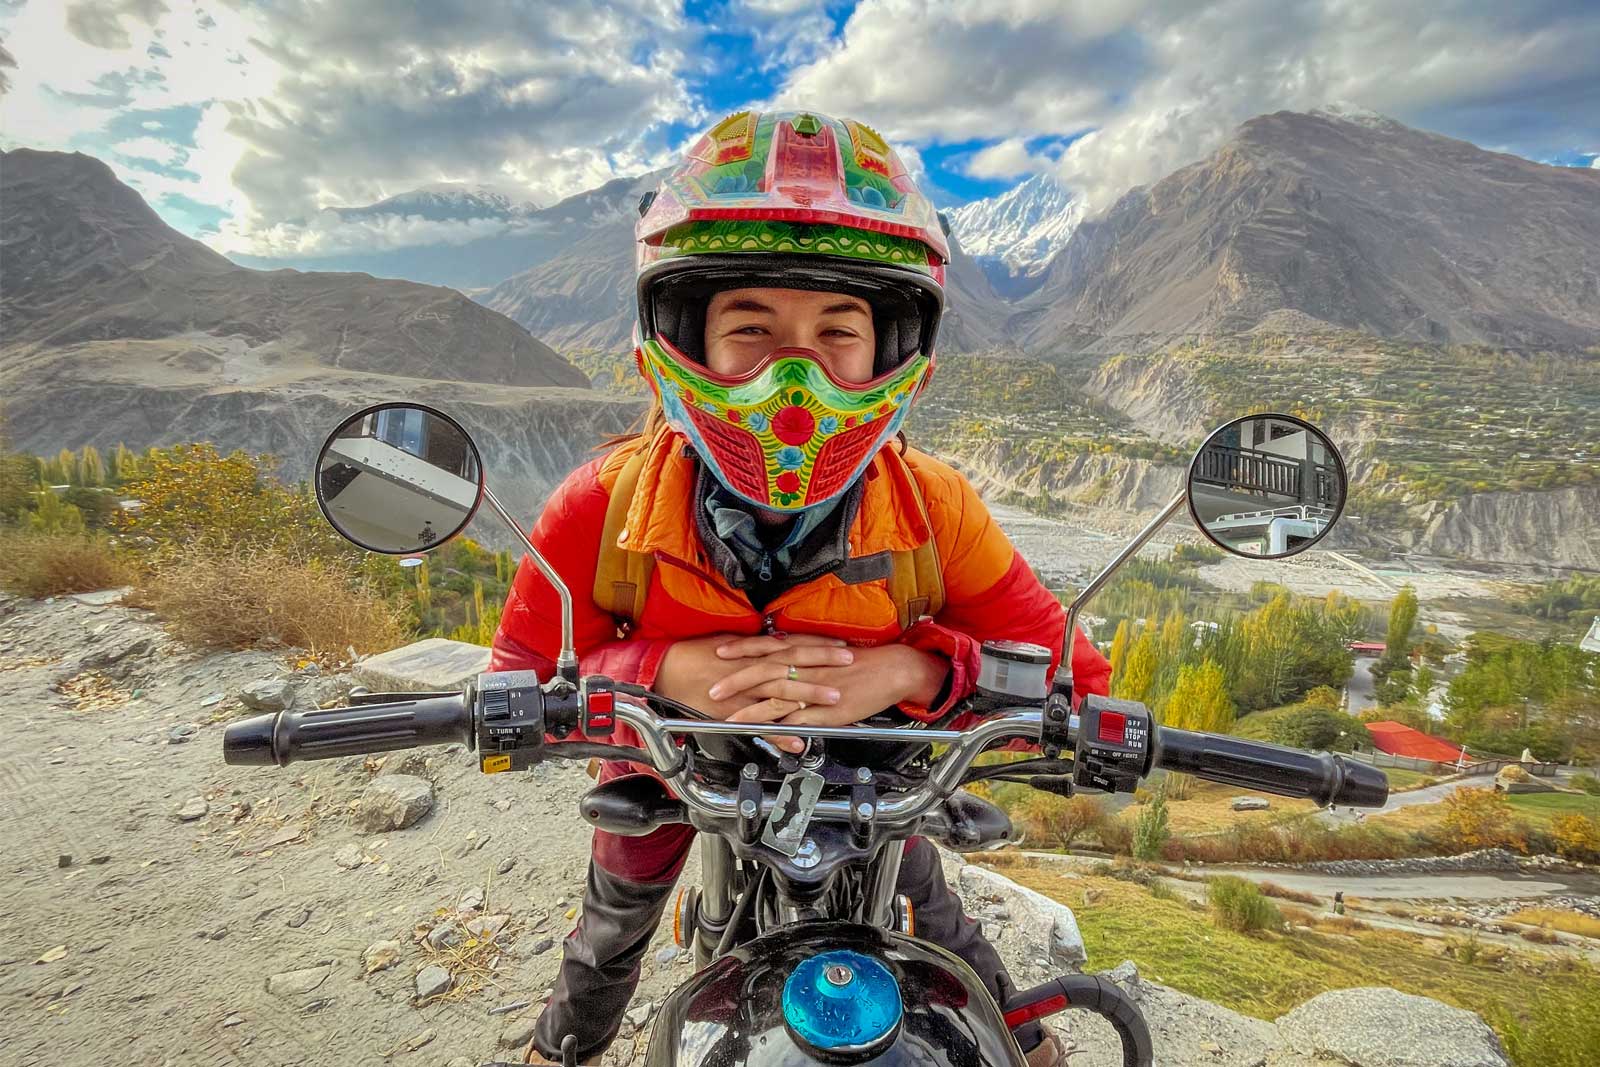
[734,325,767,336]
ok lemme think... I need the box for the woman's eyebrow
[720,298,777,314]
[820,301,870,316]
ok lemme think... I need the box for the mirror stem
[482,484,579,682]
[1054,488,1188,698]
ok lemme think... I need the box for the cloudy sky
[2,0,1596,259]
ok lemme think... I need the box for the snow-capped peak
[946,172,1082,276]
[1312,102,1401,130]
[338,183,542,222]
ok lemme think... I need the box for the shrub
[1206,875,1281,933]
[1571,772,1600,796]
[1132,782,1171,861]
[1442,787,1516,850]
[0,531,133,598]
[132,546,409,658]
[115,443,354,562]
[1017,793,1106,849]
[1550,813,1600,863]
[1519,927,1559,945]
[1096,816,1135,855]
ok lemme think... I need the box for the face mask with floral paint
[637,339,930,511]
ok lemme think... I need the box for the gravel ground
[0,591,1087,1067]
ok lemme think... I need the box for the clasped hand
[653,633,948,753]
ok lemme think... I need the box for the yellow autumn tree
[1116,626,1159,704]
[1108,619,1131,683]
[1162,657,1235,734]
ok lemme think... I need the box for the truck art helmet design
[633,109,948,511]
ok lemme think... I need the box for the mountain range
[1014,108,1600,350]
[946,173,1083,298]
[0,148,638,510]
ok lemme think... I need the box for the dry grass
[1257,880,1321,905]
[1159,780,1320,834]
[0,531,134,598]
[132,546,409,659]
[1502,909,1600,940]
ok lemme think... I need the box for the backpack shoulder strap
[593,447,654,625]
[885,453,946,630]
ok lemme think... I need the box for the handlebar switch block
[582,682,616,738]
[1074,695,1153,794]
[473,670,547,773]
[1040,692,1074,759]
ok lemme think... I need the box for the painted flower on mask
[775,471,801,494]
[776,446,804,470]
[746,411,768,432]
[772,405,816,445]
[818,415,839,435]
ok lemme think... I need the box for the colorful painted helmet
[634,109,947,511]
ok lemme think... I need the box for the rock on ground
[353,774,435,832]
[1231,796,1271,811]
[415,965,452,999]
[239,677,294,711]
[353,637,489,693]
[956,862,1087,969]
[266,964,332,997]
[1274,988,1509,1067]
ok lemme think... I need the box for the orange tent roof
[1365,721,1471,763]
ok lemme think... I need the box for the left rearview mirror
[314,402,485,555]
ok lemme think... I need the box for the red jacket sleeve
[489,456,671,688]
[897,460,1110,725]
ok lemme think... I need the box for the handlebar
[223,694,473,766]
[223,681,1387,814]
[1156,727,1388,808]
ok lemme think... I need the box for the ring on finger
[786,663,800,682]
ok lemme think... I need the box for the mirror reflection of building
[336,407,479,482]
[1190,416,1342,557]
[317,405,481,554]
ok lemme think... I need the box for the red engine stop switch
[1097,709,1127,745]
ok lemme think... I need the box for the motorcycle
[224,405,1387,1067]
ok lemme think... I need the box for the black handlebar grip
[1156,728,1389,808]
[223,695,472,767]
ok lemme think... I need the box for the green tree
[1132,781,1170,861]
[1381,585,1419,668]
[27,491,85,534]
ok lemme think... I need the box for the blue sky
[1,1,1595,258]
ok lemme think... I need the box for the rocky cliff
[1408,485,1600,569]
[950,437,1186,521]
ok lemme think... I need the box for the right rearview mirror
[1186,413,1347,559]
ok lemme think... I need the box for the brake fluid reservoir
[976,640,1052,702]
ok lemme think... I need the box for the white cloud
[773,0,1600,212]
[965,138,1053,180]
[1,0,700,254]
[111,134,181,165]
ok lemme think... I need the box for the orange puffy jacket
[489,427,1110,756]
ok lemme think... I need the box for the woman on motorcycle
[489,109,1110,1066]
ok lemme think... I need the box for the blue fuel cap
[782,949,902,1052]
